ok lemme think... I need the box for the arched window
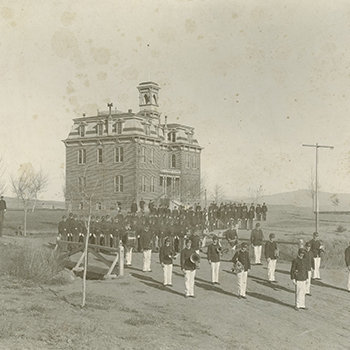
[153,94,157,104]
[144,94,150,104]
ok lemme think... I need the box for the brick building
[63,82,202,213]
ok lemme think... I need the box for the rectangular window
[150,149,154,164]
[97,148,103,163]
[96,202,102,210]
[78,176,86,192]
[141,147,146,163]
[150,176,155,192]
[114,175,123,192]
[115,147,124,163]
[78,149,86,164]
[191,155,195,168]
[140,176,146,192]
[186,153,190,168]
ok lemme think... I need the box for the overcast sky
[1,0,350,201]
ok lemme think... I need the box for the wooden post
[119,240,124,277]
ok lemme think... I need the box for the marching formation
[57,206,350,310]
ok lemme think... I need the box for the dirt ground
[0,245,349,350]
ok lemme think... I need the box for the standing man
[265,233,278,282]
[159,237,175,286]
[250,223,264,265]
[248,205,255,230]
[291,248,308,311]
[224,221,239,253]
[207,235,221,285]
[140,225,154,272]
[308,232,323,280]
[262,202,268,221]
[180,239,198,298]
[345,241,350,292]
[304,242,313,296]
[232,242,251,299]
[0,196,6,237]
[57,215,67,240]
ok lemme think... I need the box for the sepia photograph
[0,1,350,349]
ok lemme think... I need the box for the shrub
[0,243,64,284]
[335,225,346,233]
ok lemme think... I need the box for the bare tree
[11,164,48,236]
[248,184,264,203]
[212,184,224,203]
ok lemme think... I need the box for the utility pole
[302,143,334,233]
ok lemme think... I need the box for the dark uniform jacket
[207,243,220,263]
[58,220,67,235]
[290,257,308,281]
[180,247,196,271]
[0,199,6,211]
[308,239,322,258]
[224,228,238,242]
[232,250,251,271]
[250,228,264,246]
[159,245,174,265]
[265,241,277,259]
[190,234,201,250]
[140,230,153,250]
[345,246,350,267]
[303,250,313,271]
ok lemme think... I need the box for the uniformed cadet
[180,239,198,298]
[265,233,278,282]
[308,232,324,280]
[159,237,175,286]
[255,204,262,221]
[261,202,268,221]
[345,241,350,292]
[232,242,251,299]
[207,235,221,285]
[291,248,308,311]
[140,225,154,272]
[248,205,255,230]
[304,242,313,296]
[250,223,264,265]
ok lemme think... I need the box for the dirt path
[1,248,349,350]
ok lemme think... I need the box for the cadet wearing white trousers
[232,242,251,299]
[250,223,264,265]
[159,237,174,286]
[265,234,278,282]
[207,235,221,284]
[181,239,198,297]
[291,248,308,310]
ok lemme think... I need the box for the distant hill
[234,189,350,210]
[3,196,65,210]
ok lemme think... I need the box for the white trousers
[267,259,277,281]
[237,271,248,296]
[347,270,350,291]
[295,280,306,308]
[125,248,133,265]
[306,271,312,294]
[142,249,152,272]
[211,262,220,283]
[184,270,196,296]
[163,264,173,285]
[313,257,321,279]
[254,245,262,264]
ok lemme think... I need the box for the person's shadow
[246,291,294,309]
[249,275,294,293]
[139,281,184,297]
[312,279,349,292]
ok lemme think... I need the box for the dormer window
[97,123,103,136]
[79,125,85,137]
[144,124,150,136]
[168,132,176,142]
[116,121,123,134]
